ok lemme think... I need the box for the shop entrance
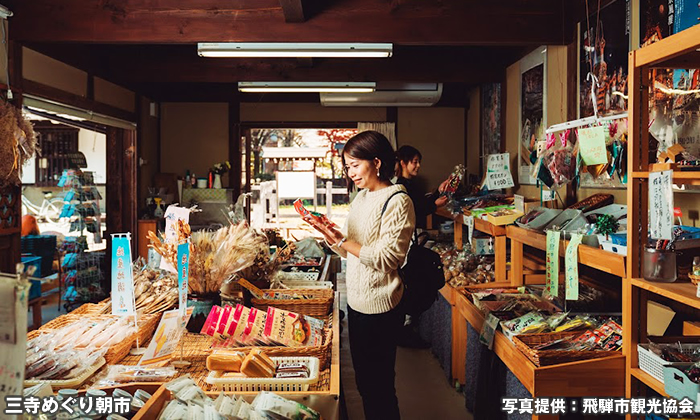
[242,127,356,239]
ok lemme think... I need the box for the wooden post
[494,235,507,282]
[454,216,463,250]
[452,304,467,386]
[510,237,524,286]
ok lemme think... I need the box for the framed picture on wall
[480,83,503,172]
[518,46,547,185]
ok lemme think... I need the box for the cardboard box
[487,210,524,226]
[683,321,700,336]
[647,301,676,336]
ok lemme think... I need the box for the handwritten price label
[486,153,515,190]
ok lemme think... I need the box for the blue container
[21,255,42,278]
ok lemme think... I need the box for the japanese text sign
[578,126,608,166]
[649,170,674,240]
[486,153,515,190]
[111,233,135,316]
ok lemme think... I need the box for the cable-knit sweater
[333,184,415,314]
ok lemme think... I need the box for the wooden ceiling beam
[279,0,307,23]
[7,0,566,46]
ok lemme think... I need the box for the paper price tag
[464,215,474,245]
[579,125,608,165]
[545,230,561,298]
[649,170,674,240]
[514,195,525,213]
[479,313,500,350]
[541,188,556,202]
[565,233,584,301]
[139,308,194,365]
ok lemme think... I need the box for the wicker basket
[251,288,334,317]
[32,313,161,365]
[512,332,619,367]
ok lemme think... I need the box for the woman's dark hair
[396,145,422,164]
[342,130,396,182]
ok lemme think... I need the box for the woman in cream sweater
[305,130,415,420]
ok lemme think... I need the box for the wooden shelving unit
[456,291,626,420]
[624,22,700,409]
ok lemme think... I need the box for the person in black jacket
[395,145,448,229]
[395,145,449,348]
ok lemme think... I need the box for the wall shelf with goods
[58,169,105,310]
[625,22,700,412]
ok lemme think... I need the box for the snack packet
[294,199,336,228]
[262,307,325,347]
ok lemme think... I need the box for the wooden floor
[337,267,472,420]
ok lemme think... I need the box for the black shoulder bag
[381,191,445,316]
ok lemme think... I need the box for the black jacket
[396,177,439,229]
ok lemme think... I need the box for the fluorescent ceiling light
[238,82,376,93]
[199,43,392,58]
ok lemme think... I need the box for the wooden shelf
[630,368,668,397]
[630,278,700,310]
[455,292,626,397]
[635,23,700,68]
[631,171,700,185]
[506,225,626,278]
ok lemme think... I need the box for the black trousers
[348,304,403,420]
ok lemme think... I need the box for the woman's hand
[435,195,448,207]
[438,179,450,193]
[304,217,344,246]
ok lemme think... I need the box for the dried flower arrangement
[148,220,268,295]
[0,101,38,188]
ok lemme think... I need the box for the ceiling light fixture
[238,82,376,93]
[199,43,392,58]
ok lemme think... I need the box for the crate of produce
[663,363,700,405]
[252,288,334,317]
[513,332,620,367]
[206,356,320,392]
[638,343,700,383]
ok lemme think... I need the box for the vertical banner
[545,230,561,298]
[111,233,135,316]
[177,243,190,328]
[160,205,191,272]
[0,275,30,419]
[565,233,584,301]
[649,170,674,240]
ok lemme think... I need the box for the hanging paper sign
[514,195,525,213]
[479,313,500,350]
[545,230,561,298]
[649,170,674,240]
[541,188,556,202]
[160,205,191,273]
[111,233,135,316]
[565,233,584,301]
[578,126,608,165]
[177,243,190,327]
[485,153,515,190]
[139,307,194,365]
[464,215,475,245]
[0,275,30,416]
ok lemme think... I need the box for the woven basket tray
[512,331,620,367]
[251,288,334,317]
[34,313,161,365]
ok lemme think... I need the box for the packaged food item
[240,307,269,346]
[294,199,336,228]
[276,362,310,377]
[501,312,545,335]
[241,349,276,378]
[263,307,325,347]
[251,391,321,420]
[104,365,177,383]
[206,350,246,372]
[554,315,597,332]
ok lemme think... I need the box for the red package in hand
[294,199,336,228]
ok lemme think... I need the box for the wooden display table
[506,225,626,286]
[455,291,625,420]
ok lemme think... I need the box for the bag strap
[380,190,418,242]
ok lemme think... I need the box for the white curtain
[357,122,397,150]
